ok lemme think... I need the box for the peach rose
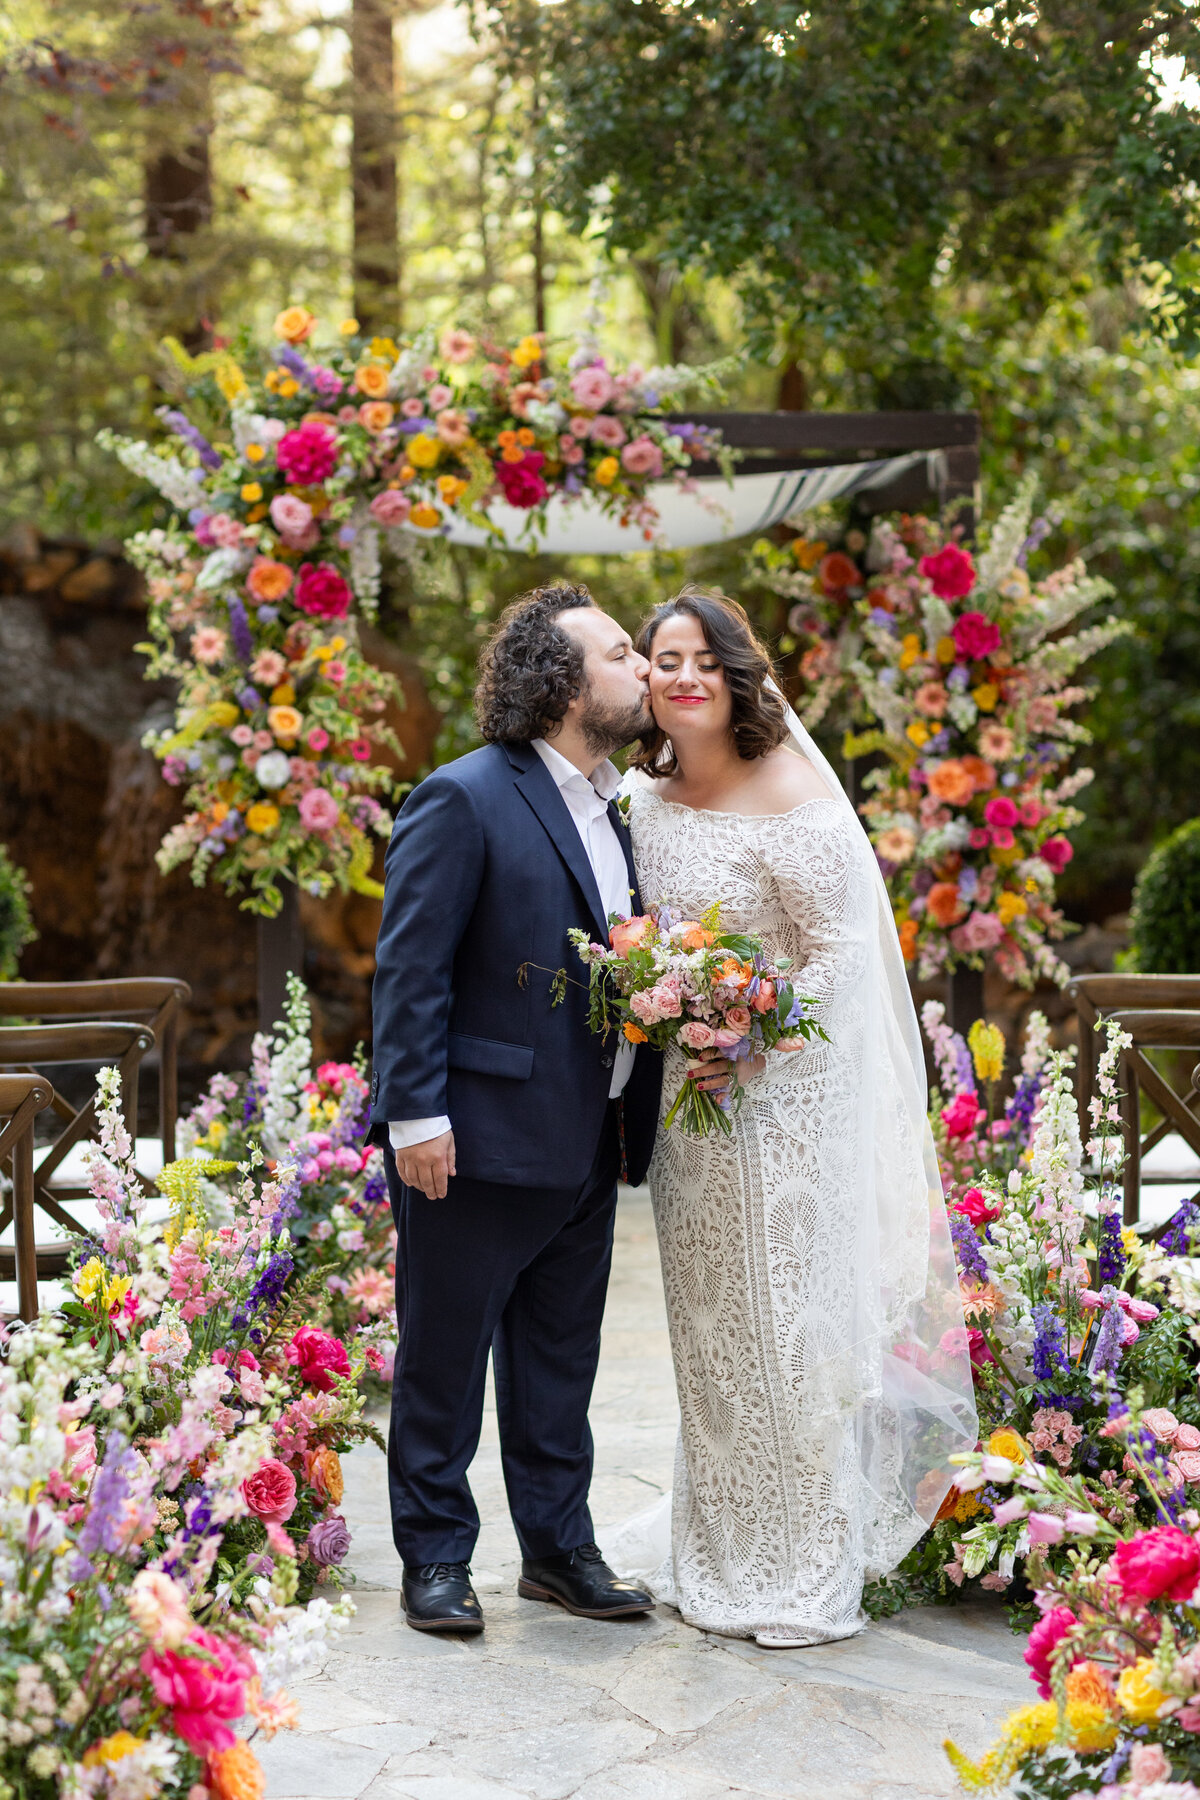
[609,916,654,957]
[268,705,302,741]
[679,922,715,950]
[750,979,777,1013]
[274,305,316,343]
[358,401,395,434]
[925,760,976,807]
[726,1005,752,1033]
[354,363,391,399]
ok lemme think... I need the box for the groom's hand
[395,1130,456,1200]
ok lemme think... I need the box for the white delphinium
[1086,1018,1132,1206]
[1020,1009,1052,1077]
[946,691,979,734]
[985,1172,1038,1379]
[260,975,314,1158]
[348,509,381,620]
[920,592,953,652]
[974,473,1036,595]
[95,429,200,511]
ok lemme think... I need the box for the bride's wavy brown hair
[628,586,790,778]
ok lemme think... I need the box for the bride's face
[647,613,733,742]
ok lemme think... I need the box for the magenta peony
[1039,836,1074,872]
[140,1626,253,1753]
[1112,1525,1200,1602]
[286,1324,351,1392]
[242,1458,297,1525]
[920,543,976,601]
[984,796,1019,829]
[954,1187,1001,1226]
[299,787,340,832]
[275,421,338,486]
[294,562,352,620]
[941,1091,986,1141]
[494,451,549,510]
[951,610,1002,662]
[308,1514,352,1567]
[1024,1605,1077,1700]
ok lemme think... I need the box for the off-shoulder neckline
[636,790,843,822]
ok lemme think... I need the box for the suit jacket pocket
[446,1032,534,1080]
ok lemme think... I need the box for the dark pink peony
[951,610,1002,662]
[140,1626,253,1753]
[1024,1605,1078,1700]
[242,1457,297,1525]
[1039,836,1074,873]
[1111,1526,1200,1602]
[494,451,549,510]
[276,421,338,486]
[920,543,976,601]
[966,1328,994,1368]
[984,796,1019,830]
[954,1187,1002,1226]
[294,562,352,620]
[942,1092,985,1141]
[286,1324,351,1392]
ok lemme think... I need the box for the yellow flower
[437,474,469,505]
[969,1020,1006,1084]
[244,443,265,464]
[991,843,1020,868]
[997,891,1027,927]
[511,334,543,369]
[246,803,280,834]
[972,683,999,712]
[906,720,930,747]
[409,502,442,529]
[312,644,334,663]
[215,360,248,403]
[953,1490,982,1523]
[1066,1700,1118,1754]
[355,363,391,399]
[204,1119,228,1148]
[274,305,316,344]
[241,482,263,503]
[339,318,360,336]
[594,456,619,487]
[936,635,957,664]
[329,635,347,653]
[209,701,240,730]
[269,683,296,706]
[945,1699,1115,1794]
[1117,1658,1170,1724]
[74,1257,107,1305]
[987,1427,1026,1465]
[898,631,922,671]
[246,503,268,523]
[278,377,300,399]
[623,1021,649,1043]
[268,705,302,741]
[407,433,441,469]
[83,1733,144,1769]
[1121,1226,1140,1255]
[792,537,827,570]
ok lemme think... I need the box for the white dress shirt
[389,737,636,1152]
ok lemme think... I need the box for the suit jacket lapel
[609,799,642,913]
[509,749,613,945]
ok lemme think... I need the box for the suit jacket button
[601,1054,614,1068]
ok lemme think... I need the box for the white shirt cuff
[389,1116,452,1150]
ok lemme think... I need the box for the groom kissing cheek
[367,581,662,1635]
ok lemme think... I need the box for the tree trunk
[145,131,212,353]
[351,0,401,334]
[777,359,808,411]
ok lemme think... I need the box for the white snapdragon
[253,1594,355,1693]
[96,430,200,510]
[348,508,381,620]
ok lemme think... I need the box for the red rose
[920,543,976,601]
[1039,836,1074,873]
[494,452,549,510]
[241,1457,297,1525]
[1024,1605,1077,1700]
[286,1324,351,1392]
[295,562,352,620]
[1112,1525,1200,1603]
[950,610,1001,662]
[276,421,338,485]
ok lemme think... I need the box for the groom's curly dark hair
[475,582,595,744]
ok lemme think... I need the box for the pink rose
[427,382,453,411]
[726,1005,752,1033]
[230,724,254,747]
[568,416,593,439]
[712,1027,743,1050]
[1176,1451,1200,1485]
[1143,1407,1180,1442]
[295,562,352,620]
[370,489,412,527]
[276,421,338,485]
[620,435,664,478]
[1177,1424,1200,1451]
[299,787,340,832]
[951,610,1001,662]
[269,493,314,537]
[650,985,682,1020]
[590,413,627,450]
[242,1458,297,1525]
[1129,1745,1172,1788]
[984,796,1019,829]
[950,910,1007,954]
[1112,1525,1200,1602]
[679,1022,716,1052]
[942,1092,985,1140]
[286,1324,351,1392]
[1019,799,1046,827]
[1039,836,1074,873]
[954,1187,1002,1226]
[1024,1605,1076,1700]
[610,915,654,957]
[569,365,616,409]
[629,989,663,1025]
[919,544,977,601]
[140,1627,252,1754]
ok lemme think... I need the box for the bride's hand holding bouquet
[569,902,826,1136]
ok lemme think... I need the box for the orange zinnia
[927,881,966,928]
[247,558,293,604]
[926,759,976,807]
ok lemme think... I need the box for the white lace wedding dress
[612,782,976,1644]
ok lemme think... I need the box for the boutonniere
[615,792,632,828]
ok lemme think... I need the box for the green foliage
[1129,818,1200,973]
[0,843,36,980]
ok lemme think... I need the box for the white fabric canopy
[402,451,941,555]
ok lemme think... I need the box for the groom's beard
[578,690,653,761]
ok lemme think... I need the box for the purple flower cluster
[158,405,221,471]
[1089,1292,1125,1380]
[72,1431,140,1573]
[1160,1199,1199,1257]
[1004,1070,1042,1141]
[950,1212,988,1283]
[233,1249,294,1333]
[1096,1211,1127,1284]
[1031,1301,1069,1401]
[276,343,317,388]
[226,593,254,665]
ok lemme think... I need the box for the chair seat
[0,1243,74,1278]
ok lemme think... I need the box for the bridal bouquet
[569,904,825,1136]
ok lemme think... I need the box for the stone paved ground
[259,1189,1033,1800]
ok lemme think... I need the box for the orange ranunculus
[960,755,997,793]
[927,881,966,928]
[268,705,302,741]
[358,400,395,434]
[610,915,654,957]
[274,305,316,344]
[623,1021,648,1044]
[354,362,391,399]
[750,979,777,1013]
[247,558,294,604]
[716,956,752,988]
[818,551,860,595]
[926,759,976,806]
[409,502,441,529]
[208,1740,266,1800]
[305,1444,344,1506]
[679,922,715,950]
[898,918,919,963]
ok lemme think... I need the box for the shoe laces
[573,1542,604,1564]
[417,1561,471,1582]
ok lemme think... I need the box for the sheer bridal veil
[603,684,978,1587]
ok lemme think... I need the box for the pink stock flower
[951,610,1001,662]
[1112,1525,1200,1602]
[276,421,338,485]
[570,365,616,409]
[140,1627,252,1753]
[1024,1605,1077,1700]
[242,1458,297,1525]
[208,513,244,549]
[299,787,340,832]
[919,543,976,601]
[286,1325,351,1392]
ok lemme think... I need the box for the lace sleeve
[752,803,873,1006]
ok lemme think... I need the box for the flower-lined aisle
[0,996,394,1800]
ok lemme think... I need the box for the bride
[609,586,977,1648]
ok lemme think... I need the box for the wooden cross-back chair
[0,1073,55,1321]
[1069,974,1200,1129]
[0,1021,154,1289]
[1099,1009,1200,1226]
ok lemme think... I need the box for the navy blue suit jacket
[368,740,662,1189]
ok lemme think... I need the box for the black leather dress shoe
[401,1561,484,1633]
[518,1542,654,1618]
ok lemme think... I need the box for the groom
[368,581,662,1634]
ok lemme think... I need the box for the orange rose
[274,305,316,344]
[268,705,302,741]
[679,922,715,950]
[750,979,777,1013]
[358,400,395,434]
[305,1444,344,1506]
[209,1740,266,1800]
[927,881,966,928]
[609,915,654,957]
[623,1021,648,1044]
[898,918,919,963]
[926,759,976,806]
[960,754,997,793]
[247,558,294,604]
[354,362,391,399]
